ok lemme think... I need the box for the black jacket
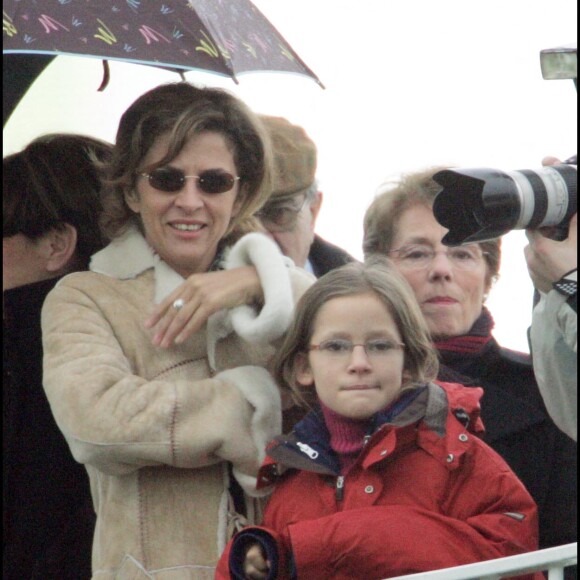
[3,278,94,579]
[439,338,576,572]
[308,234,355,278]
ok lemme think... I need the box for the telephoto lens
[433,164,577,245]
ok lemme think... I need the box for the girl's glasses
[309,338,405,359]
[140,167,240,194]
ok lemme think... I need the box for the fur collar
[89,226,184,304]
[90,226,296,359]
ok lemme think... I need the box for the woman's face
[390,204,490,339]
[127,131,241,277]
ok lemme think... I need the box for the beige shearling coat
[41,229,314,579]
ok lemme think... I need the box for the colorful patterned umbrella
[2,0,323,86]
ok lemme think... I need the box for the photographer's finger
[541,156,562,167]
[568,213,577,243]
[525,228,541,243]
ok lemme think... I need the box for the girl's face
[296,292,406,420]
[126,131,241,278]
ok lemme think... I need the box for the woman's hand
[243,543,271,580]
[145,266,263,348]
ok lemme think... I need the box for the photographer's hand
[525,213,577,293]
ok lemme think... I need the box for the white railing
[388,543,577,580]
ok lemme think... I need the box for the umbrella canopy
[3,0,322,85]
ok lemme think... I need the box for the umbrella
[2,0,323,83]
[3,0,324,125]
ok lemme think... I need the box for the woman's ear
[45,224,78,274]
[295,352,315,387]
[231,191,244,219]
[125,189,141,214]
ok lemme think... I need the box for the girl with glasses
[40,83,314,579]
[217,259,542,580]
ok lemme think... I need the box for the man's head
[3,133,112,290]
[257,115,323,268]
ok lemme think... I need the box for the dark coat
[308,234,355,278]
[439,337,577,559]
[3,278,94,579]
[217,382,542,580]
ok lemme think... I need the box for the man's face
[259,190,322,268]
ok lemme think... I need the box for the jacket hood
[257,381,484,489]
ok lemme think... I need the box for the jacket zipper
[335,434,370,501]
[336,475,345,501]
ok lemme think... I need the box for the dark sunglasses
[140,167,240,194]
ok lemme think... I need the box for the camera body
[433,44,577,246]
[432,164,577,245]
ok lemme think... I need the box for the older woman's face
[390,204,490,339]
[127,131,240,277]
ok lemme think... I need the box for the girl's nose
[346,344,372,373]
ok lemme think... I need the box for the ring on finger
[172,298,186,311]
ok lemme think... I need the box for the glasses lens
[258,196,306,231]
[148,168,184,192]
[198,170,236,194]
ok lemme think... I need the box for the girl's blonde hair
[274,257,439,407]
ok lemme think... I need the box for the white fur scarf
[90,227,296,368]
[206,233,296,369]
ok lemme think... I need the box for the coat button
[364,485,375,494]
[459,434,469,442]
[446,453,454,463]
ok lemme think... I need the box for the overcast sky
[4,0,577,352]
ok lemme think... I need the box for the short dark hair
[3,133,113,268]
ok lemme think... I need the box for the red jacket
[217,382,542,580]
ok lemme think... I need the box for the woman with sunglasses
[363,167,577,571]
[40,83,314,579]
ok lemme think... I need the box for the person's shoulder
[309,235,357,276]
[45,269,153,308]
[496,345,533,368]
[310,234,355,264]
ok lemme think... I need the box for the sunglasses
[140,167,240,194]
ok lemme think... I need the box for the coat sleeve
[530,285,577,441]
[216,526,292,580]
[261,446,542,579]
[41,280,280,490]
